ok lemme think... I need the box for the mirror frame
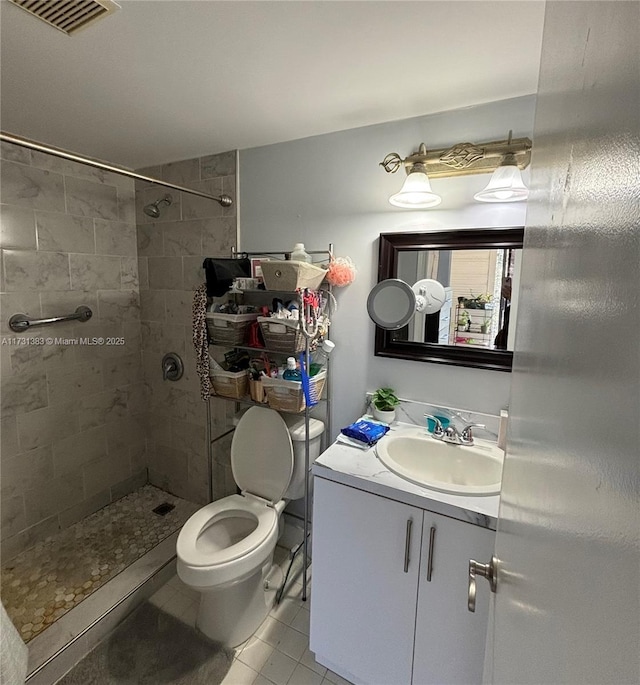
[374,227,524,372]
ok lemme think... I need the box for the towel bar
[9,306,93,333]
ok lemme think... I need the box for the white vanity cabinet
[310,476,495,685]
[413,511,494,685]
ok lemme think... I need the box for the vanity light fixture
[387,145,442,209]
[380,131,531,208]
[473,132,530,203]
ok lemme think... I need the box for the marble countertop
[312,421,500,530]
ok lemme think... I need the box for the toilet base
[196,559,280,647]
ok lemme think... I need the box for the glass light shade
[389,167,442,208]
[474,162,529,203]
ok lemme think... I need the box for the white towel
[1,602,27,685]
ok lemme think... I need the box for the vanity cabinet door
[310,477,422,685]
[412,513,495,685]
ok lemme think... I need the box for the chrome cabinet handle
[426,526,436,581]
[468,556,497,612]
[403,519,413,573]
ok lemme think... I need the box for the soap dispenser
[290,243,312,263]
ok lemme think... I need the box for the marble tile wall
[0,142,147,562]
[135,151,237,504]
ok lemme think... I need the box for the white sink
[375,427,504,496]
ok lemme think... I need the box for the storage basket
[210,369,249,399]
[206,313,259,346]
[258,317,306,354]
[260,260,327,291]
[261,371,327,413]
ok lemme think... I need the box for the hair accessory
[326,255,357,287]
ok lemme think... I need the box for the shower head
[143,194,172,219]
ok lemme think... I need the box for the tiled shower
[0,140,239,655]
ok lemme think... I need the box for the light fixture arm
[380,135,531,179]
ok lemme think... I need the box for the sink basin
[375,427,504,496]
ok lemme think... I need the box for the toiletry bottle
[310,340,335,375]
[290,243,312,263]
[283,357,302,381]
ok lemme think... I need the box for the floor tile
[323,670,352,685]
[270,597,303,626]
[276,626,308,661]
[290,607,310,635]
[168,574,200,602]
[255,616,288,648]
[238,636,274,672]
[287,663,324,685]
[259,649,297,685]
[179,600,198,628]
[299,648,327,677]
[221,658,259,685]
[161,589,193,619]
[252,676,273,685]
[148,583,177,609]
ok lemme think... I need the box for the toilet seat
[177,494,278,569]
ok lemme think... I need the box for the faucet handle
[460,423,486,445]
[424,414,444,437]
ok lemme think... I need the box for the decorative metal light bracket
[380,136,532,179]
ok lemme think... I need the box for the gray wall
[239,96,534,434]
[135,153,238,504]
[1,142,146,561]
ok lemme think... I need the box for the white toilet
[176,406,324,646]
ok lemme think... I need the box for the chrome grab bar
[9,306,93,333]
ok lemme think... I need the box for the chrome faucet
[424,414,485,446]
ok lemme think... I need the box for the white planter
[371,406,396,424]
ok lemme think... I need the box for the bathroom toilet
[176,406,324,646]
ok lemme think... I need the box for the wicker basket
[210,369,249,399]
[261,371,327,413]
[206,313,259,346]
[258,317,306,354]
[261,260,327,291]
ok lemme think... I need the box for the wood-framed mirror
[373,227,524,371]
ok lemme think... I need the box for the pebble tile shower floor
[1,484,198,643]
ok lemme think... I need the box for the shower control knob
[162,352,184,382]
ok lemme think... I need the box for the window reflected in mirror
[394,248,520,351]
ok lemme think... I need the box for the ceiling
[0,1,545,169]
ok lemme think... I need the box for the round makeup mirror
[367,278,446,330]
[366,279,416,330]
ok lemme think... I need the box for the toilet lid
[231,407,293,503]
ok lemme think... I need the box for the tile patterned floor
[1,484,198,643]
[147,546,353,685]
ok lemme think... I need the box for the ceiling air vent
[8,0,120,35]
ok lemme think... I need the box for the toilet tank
[283,415,324,500]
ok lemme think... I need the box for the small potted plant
[457,310,470,330]
[371,387,400,423]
